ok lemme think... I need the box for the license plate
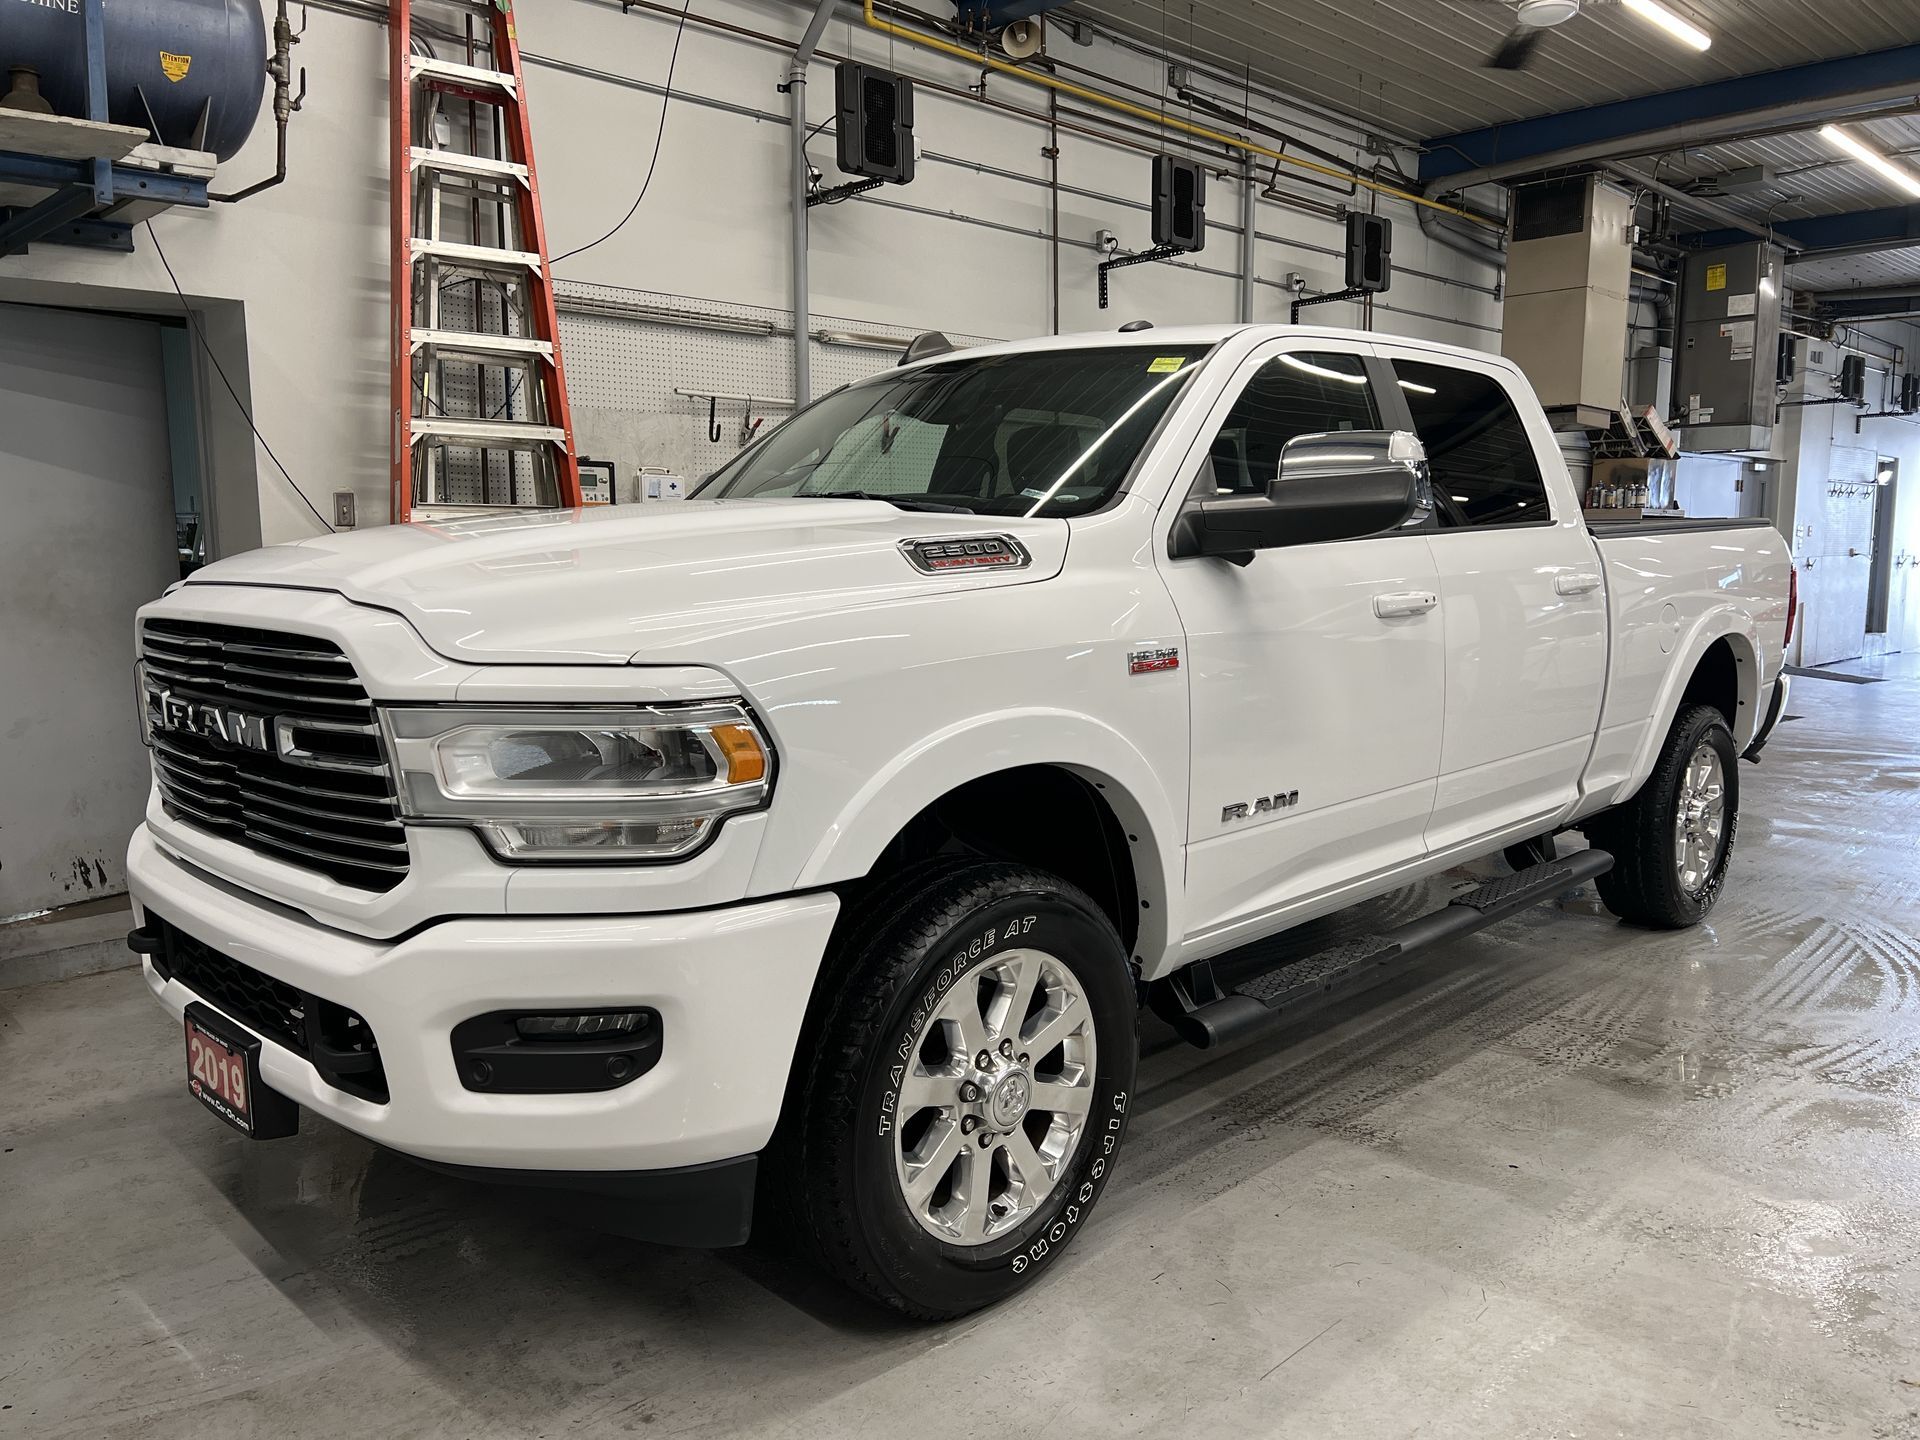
[182,1002,297,1139]
[186,1011,256,1133]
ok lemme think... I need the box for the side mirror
[1171,429,1429,561]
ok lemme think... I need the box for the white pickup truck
[128,323,1793,1318]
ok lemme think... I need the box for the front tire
[787,861,1138,1319]
[1587,703,1739,929]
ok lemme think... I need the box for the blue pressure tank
[0,0,267,161]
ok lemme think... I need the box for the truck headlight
[382,704,771,861]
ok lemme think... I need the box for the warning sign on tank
[161,53,192,83]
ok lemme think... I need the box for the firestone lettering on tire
[1010,1090,1127,1271]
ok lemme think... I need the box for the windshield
[697,344,1211,517]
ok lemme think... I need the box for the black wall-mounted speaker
[1151,155,1206,252]
[835,63,915,184]
[1345,213,1392,293]
[1839,353,1867,403]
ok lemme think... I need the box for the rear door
[1378,350,1608,855]
[1157,339,1446,949]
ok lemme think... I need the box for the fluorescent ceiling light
[1620,0,1711,52]
[1398,379,1438,395]
[1819,124,1920,199]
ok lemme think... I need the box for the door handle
[1372,590,1438,618]
[1555,572,1603,596]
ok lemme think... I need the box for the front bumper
[129,827,839,1180]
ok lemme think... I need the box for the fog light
[515,1011,649,1039]
[450,1007,663,1094]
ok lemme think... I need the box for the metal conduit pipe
[1601,161,1799,251]
[1239,155,1256,322]
[1418,204,1506,277]
[786,0,839,406]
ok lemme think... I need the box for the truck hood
[182,499,1068,664]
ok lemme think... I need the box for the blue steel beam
[0,213,135,253]
[1419,44,1920,184]
[1682,204,1920,254]
[0,151,210,208]
[953,0,1075,28]
[0,186,100,256]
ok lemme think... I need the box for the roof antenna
[899,331,957,366]
[1118,319,1154,332]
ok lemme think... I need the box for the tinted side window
[1391,360,1548,527]
[1206,352,1380,494]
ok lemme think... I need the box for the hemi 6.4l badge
[1128,646,1180,675]
[901,535,1031,574]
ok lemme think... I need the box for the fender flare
[793,708,1183,964]
[1613,614,1763,806]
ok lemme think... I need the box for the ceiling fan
[1468,0,1712,71]
[1481,0,1583,69]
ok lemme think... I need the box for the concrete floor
[5,655,1920,1439]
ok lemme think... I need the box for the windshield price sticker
[1147,355,1188,373]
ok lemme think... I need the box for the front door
[1157,341,1446,953]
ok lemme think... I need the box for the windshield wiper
[800,490,972,513]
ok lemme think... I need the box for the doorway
[0,303,203,918]
[1866,456,1896,639]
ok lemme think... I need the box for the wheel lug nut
[959,1082,980,1102]
[1017,1053,1029,1065]
[978,1131,994,1148]
[961,1115,980,1134]
[998,1039,1014,1059]
[976,1049,993,1069]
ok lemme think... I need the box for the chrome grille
[141,619,409,892]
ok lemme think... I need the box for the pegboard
[554,280,998,487]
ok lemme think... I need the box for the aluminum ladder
[388,0,580,522]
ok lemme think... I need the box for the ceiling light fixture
[1619,0,1711,52]
[1819,124,1920,199]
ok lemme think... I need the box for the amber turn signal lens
[711,723,768,784]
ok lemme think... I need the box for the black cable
[549,0,694,267]
[145,222,336,535]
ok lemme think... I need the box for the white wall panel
[0,0,1503,546]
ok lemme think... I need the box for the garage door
[0,304,180,917]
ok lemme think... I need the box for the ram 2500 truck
[128,324,1792,1318]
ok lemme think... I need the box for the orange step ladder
[389,0,580,522]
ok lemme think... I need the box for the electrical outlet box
[332,491,356,528]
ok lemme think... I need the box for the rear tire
[786,861,1138,1319]
[1586,704,1738,929]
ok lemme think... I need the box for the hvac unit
[1499,174,1634,426]
[1672,240,1785,452]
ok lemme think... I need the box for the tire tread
[787,860,1123,1319]
[1588,703,1737,929]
